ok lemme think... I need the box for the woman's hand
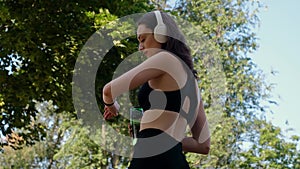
[103,101,120,120]
[182,97,210,154]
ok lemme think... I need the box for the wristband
[103,101,114,106]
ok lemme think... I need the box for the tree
[1,0,98,146]
[0,100,113,169]
[0,0,153,168]
[237,120,300,169]
[169,0,300,168]
[0,0,153,148]
[0,101,70,169]
[1,0,299,168]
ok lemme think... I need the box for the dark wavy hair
[138,11,197,78]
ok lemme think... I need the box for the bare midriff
[140,109,187,141]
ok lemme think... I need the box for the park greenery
[1,0,299,168]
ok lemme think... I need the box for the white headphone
[154,11,168,43]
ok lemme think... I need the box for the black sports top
[137,56,198,123]
[138,82,181,112]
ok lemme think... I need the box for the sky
[252,0,300,137]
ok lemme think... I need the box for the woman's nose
[138,43,144,51]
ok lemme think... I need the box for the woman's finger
[104,111,112,120]
[104,111,117,120]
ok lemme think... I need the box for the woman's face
[137,24,162,57]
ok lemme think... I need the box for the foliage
[0,0,153,147]
[0,0,100,146]
[0,0,152,167]
[237,120,300,169]
[170,0,300,168]
[0,101,113,169]
[0,0,299,168]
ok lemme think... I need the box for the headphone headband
[153,11,168,43]
[154,11,164,26]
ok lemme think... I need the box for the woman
[102,11,210,169]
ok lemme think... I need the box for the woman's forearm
[102,83,114,104]
[181,137,210,154]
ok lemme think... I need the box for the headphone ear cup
[154,24,168,43]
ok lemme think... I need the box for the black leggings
[128,128,190,169]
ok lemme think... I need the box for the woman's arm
[102,52,176,103]
[102,65,163,120]
[182,97,210,154]
[102,52,182,119]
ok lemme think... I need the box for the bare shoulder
[153,51,180,60]
[145,51,184,68]
[145,51,188,89]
